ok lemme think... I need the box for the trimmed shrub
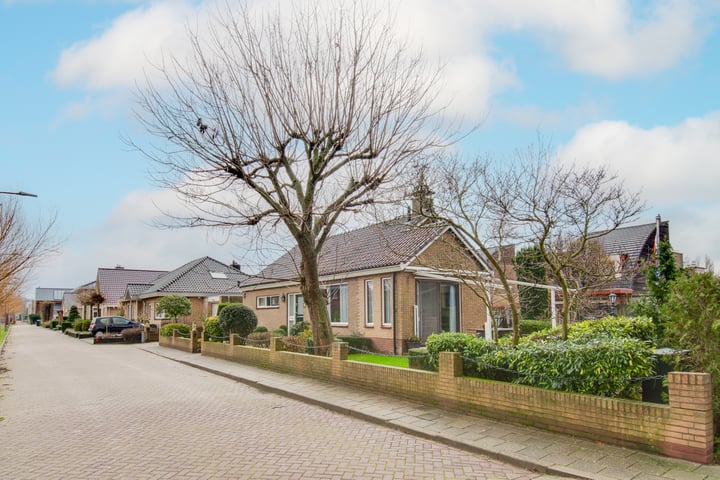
[218,303,257,338]
[160,323,191,337]
[336,335,372,352]
[122,327,144,343]
[282,335,309,353]
[276,324,288,334]
[67,306,80,323]
[272,328,287,335]
[61,321,73,332]
[246,331,271,348]
[510,336,654,399]
[254,326,268,333]
[73,319,91,332]
[203,316,224,341]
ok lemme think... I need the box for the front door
[287,293,304,332]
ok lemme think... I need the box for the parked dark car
[88,316,142,337]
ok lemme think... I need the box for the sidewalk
[141,344,720,480]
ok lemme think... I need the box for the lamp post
[608,291,617,317]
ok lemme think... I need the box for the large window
[382,277,392,326]
[327,284,348,325]
[257,295,280,309]
[365,280,374,325]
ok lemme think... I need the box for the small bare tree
[133,2,450,353]
[0,198,58,308]
[487,144,643,338]
[418,156,525,344]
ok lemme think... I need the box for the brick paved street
[0,325,540,479]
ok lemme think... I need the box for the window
[209,271,228,279]
[326,284,348,325]
[365,280,374,325]
[382,277,392,326]
[257,295,280,309]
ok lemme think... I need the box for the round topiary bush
[203,316,224,341]
[218,303,257,339]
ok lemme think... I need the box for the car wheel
[94,330,104,338]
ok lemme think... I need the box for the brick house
[241,218,490,354]
[95,266,168,317]
[121,256,246,328]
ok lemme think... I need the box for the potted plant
[406,334,422,349]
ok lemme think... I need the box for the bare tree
[132,2,450,353]
[0,198,59,308]
[416,156,525,343]
[488,144,643,338]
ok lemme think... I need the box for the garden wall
[196,337,714,464]
[159,329,200,353]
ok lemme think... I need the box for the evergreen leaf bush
[203,316,224,341]
[160,323,190,337]
[218,303,257,339]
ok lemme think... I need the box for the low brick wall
[159,329,200,353]
[196,338,714,464]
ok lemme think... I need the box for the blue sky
[2,0,720,297]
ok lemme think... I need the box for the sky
[1,0,720,298]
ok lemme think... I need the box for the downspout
[392,271,397,355]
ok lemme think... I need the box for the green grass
[0,326,7,345]
[348,352,409,368]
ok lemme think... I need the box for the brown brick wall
[196,342,714,464]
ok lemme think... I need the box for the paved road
[0,324,540,479]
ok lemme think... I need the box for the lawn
[348,352,409,368]
[0,326,7,346]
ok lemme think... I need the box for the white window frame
[256,295,280,309]
[382,277,392,326]
[326,283,349,326]
[365,280,374,326]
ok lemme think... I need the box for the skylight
[209,272,228,279]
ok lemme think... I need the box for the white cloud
[52,1,197,90]
[557,111,720,269]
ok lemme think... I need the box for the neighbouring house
[33,287,75,320]
[241,218,491,354]
[592,216,680,317]
[95,266,168,317]
[121,256,246,328]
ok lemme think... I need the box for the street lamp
[608,291,617,317]
[0,191,37,197]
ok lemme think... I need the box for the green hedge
[425,317,656,399]
[160,323,190,337]
[73,319,91,332]
[336,335,372,352]
[518,319,552,336]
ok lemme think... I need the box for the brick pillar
[331,342,348,380]
[230,333,240,347]
[439,352,463,379]
[190,329,200,353]
[270,336,281,352]
[664,372,714,464]
[332,341,349,361]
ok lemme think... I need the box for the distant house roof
[130,256,247,299]
[595,220,670,293]
[97,267,168,307]
[245,219,480,287]
[595,221,669,264]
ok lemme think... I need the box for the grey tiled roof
[134,256,247,298]
[594,220,670,293]
[246,219,452,286]
[595,221,669,262]
[97,268,168,307]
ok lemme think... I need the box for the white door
[287,293,304,332]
